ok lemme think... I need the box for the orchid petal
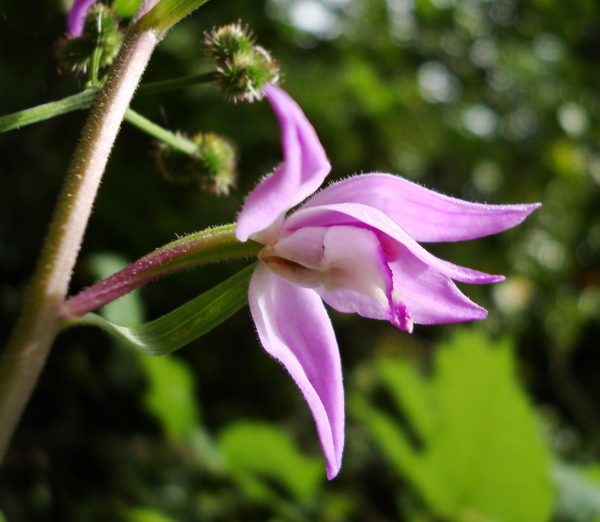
[389,248,488,324]
[236,85,331,244]
[284,203,505,284]
[265,226,389,295]
[316,288,388,321]
[302,174,541,243]
[68,0,99,36]
[248,264,344,479]
[263,227,328,271]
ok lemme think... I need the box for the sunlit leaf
[139,354,200,439]
[63,263,256,356]
[218,421,324,502]
[113,0,144,17]
[123,507,180,522]
[352,329,554,522]
[136,0,211,35]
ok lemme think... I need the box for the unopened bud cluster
[56,4,122,75]
[156,133,237,196]
[204,23,280,102]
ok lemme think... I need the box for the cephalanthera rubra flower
[237,85,540,479]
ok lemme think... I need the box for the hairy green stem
[125,108,198,154]
[0,89,99,133]
[0,26,159,462]
[0,72,216,134]
[62,225,261,318]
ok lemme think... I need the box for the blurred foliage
[2,0,600,520]
[352,330,553,522]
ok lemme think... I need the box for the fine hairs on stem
[0,16,159,461]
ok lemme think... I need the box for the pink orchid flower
[68,0,99,36]
[237,84,540,479]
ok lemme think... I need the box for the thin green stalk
[136,71,215,96]
[0,72,216,134]
[0,89,99,133]
[0,25,159,462]
[124,108,198,154]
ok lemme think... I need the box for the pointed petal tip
[326,463,341,480]
[514,201,542,219]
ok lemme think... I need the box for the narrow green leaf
[113,0,144,17]
[0,74,216,134]
[64,263,256,355]
[0,89,98,133]
[125,109,198,154]
[136,0,211,35]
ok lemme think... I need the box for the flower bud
[56,3,122,75]
[204,23,280,103]
[156,133,237,195]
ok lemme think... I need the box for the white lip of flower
[258,226,393,312]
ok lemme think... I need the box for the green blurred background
[1,0,600,519]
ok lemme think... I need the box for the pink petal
[302,174,541,243]
[67,0,99,36]
[264,227,329,271]
[236,85,331,243]
[389,248,488,324]
[284,203,505,284]
[248,264,344,479]
[317,242,487,328]
[316,287,388,321]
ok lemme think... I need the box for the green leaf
[0,89,98,133]
[123,507,180,522]
[218,421,324,502]
[139,354,200,439]
[136,0,212,36]
[64,263,256,356]
[353,329,554,522]
[378,357,435,442]
[113,0,144,17]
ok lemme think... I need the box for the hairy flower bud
[56,3,122,75]
[204,22,280,102]
[156,133,237,195]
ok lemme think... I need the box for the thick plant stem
[0,27,159,462]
